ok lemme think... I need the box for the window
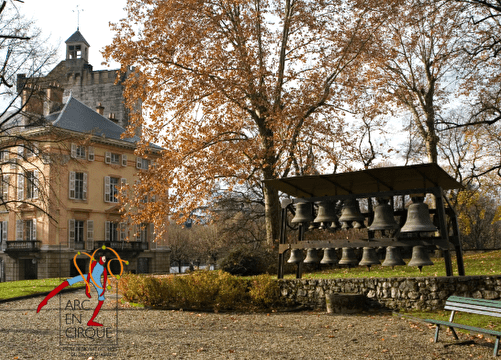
[105,221,126,242]
[70,144,86,159]
[138,223,148,242]
[0,221,7,243]
[1,175,9,201]
[69,220,92,249]
[18,170,39,200]
[69,219,84,242]
[26,171,39,199]
[105,152,121,165]
[26,142,38,158]
[104,176,126,203]
[16,219,36,241]
[88,147,95,161]
[69,172,87,200]
[136,157,150,170]
[105,152,127,166]
[0,150,7,162]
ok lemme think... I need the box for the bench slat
[444,304,501,318]
[447,296,501,309]
[425,319,501,337]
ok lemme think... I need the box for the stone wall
[279,276,501,311]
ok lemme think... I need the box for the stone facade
[279,276,501,311]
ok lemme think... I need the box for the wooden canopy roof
[264,163,462,198]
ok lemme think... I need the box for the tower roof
[65,30,90,47]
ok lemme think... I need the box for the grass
[283,250,501,279]
[0,278,84,300]
[400,309,501,333]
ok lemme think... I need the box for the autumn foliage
[104,0,403,244]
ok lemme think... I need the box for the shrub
[117,270,285,311]
[248,274,281,307]
[218,246,277,276]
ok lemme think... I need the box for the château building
[0,30,170,281]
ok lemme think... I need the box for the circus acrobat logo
[37,246,128,347]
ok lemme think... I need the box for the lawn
[0,278,84,300]
[283,250,501,279]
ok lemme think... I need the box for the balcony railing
[94,241,148,251]
[5,240,41,251]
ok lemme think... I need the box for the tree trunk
[263,181,280,247]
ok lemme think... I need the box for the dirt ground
[0,289,497,359]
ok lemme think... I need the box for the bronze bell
[353,220,366,229]
[291,202,314,224]
[407,246,434,271]
[314,201,338,228]
[338,247,358,266]
[382,246,406,267]
[339,199,365,228]
[287,249,304,264]
[341,221,351,230]
[303,248,321,264]
[358,247,380,270]
[368,199,399,231]
[400,197,437,233]
[320,248,339,265]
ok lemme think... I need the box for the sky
[20,0,128,70]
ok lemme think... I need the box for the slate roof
[65,30,90,47]
[51,96,140,145]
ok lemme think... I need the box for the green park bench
[425,296,501,357]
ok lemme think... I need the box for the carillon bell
[338,247,358,266]
[314,201,338,229]
[381,246,406,267]
[287,249,304,264]
[320,248,339,265]
[407,246,434,271]
[353,220,366,229]
[303,248,321,264]
[368,199,399,231]
[400,197,437,233]
[338,199,365,228]
[358,247,380,270]
[291,202,314,224]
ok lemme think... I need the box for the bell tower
[65,29,90,62]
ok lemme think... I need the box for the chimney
[96,103,104,115]
[108,113,118,124]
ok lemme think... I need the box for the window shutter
[70,143,77,158]
[16,220,23,241]
[150,223,155,242]
[133,224,139,242]
[69,219,75,243]
[17,146,24,159]
[120,222,126,241]
[105,221,110,241]
[1,221,7,242]
[121,178,127,198]
[104,176,110,202]
[17,173,24,200]
[2,174,8,201]
[136,157,142,169]
[105,151,111,164]
[69,171,75,199]
[121,154,127,167]
[33,170,39,199]
[87,220,94,241]
[88,146,95,161]
[32,219,36,240]
[83,173,88,200]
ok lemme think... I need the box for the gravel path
[0,288,496,359]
